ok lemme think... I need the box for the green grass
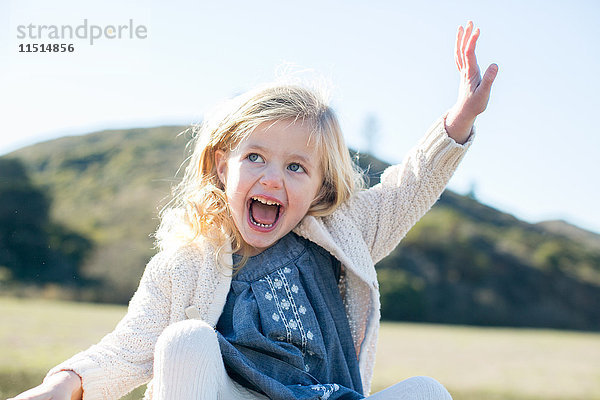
[0,297,146,399]
[1,297,599,399]
[374,323,600,399]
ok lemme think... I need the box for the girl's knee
[155,319,218,358]
[153,320,226,398]
[404,376,452,400]
[371,376,452,400]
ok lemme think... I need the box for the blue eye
[248,153,263,163]
[288,163,305,173]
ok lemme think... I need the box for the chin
[239,224,292,256]
[242,234,279,253]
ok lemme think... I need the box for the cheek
[224,164,256,211]
[309,173,324,199]
[224,161,246,191]
[294,183,321,211]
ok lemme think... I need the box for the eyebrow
[246,144,316,167]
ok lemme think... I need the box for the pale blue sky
[1,0,599,234]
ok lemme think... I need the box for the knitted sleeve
[43,249,174,400]
[344,114,475,265]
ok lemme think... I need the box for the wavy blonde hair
[156,82,365,266]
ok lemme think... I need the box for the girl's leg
[365,376,452,400]
[152,319,267,400]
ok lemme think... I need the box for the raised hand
[445,21,498,144]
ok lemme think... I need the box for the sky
[1,0,599,234]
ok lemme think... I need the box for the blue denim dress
[216,232,364,400]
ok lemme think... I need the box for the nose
[259,165,283,189]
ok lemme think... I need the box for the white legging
[153,320,452,400]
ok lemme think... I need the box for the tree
[0,158,91,282]
[361,114,380,156]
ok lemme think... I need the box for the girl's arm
[336,21,497,264]
[35,250,174,400]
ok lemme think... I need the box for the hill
[535,219,600,251]
[5,126,189,301]
[3,126,600,329]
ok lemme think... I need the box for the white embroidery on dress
[310,384,340,400]
[277,269,308,355]
[265,274,292,343]
[264,265,314,356]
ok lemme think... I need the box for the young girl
[11,21,497,400]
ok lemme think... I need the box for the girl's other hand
[445,20,498,144]
[7,371,83,400]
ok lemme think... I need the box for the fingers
[454,26,464,70]
[458,21,473,71]
[465,27,480,78]
[455,20,480,75]
[461,21,473,56]
[480,63,499,91]
[473,63,499,113]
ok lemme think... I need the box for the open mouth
[248,196,282,229]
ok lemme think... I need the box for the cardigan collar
[209,214,377,287]
[293,215,377,286]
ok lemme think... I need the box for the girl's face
[215,120,323,256]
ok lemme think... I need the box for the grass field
[1,297,599,399]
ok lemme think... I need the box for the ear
[214,149,227,186]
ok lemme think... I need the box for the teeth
[251,219,274,228]
[251,196,281,206]
[249,196,281,229]
[250,213,275,228]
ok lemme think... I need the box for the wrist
[444,108,475,144]
[53,370,83,399]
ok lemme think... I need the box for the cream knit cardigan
[45,115,474,400]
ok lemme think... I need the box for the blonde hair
[156,82,365,265]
